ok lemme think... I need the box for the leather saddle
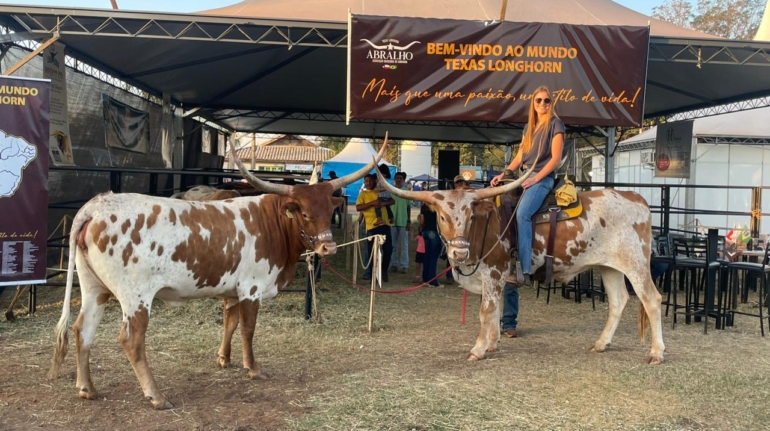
[531,191,583,224]
[496,178,584,287]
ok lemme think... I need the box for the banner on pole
[654,120,693,179]
[43,41,75,166]
[349,15,650,126]
[0,76,50,286]
[102,94,150,154]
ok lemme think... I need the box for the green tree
[316,136,350,155]
[691,0,765,40]
[652,0,694,28]
[652,0,765,39]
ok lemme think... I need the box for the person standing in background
[390,172,411,274]
[357,174,394,282]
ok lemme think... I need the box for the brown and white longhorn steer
[377,169,665,365]
[47,136,389,409]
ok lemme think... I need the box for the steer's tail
[638,302,649,344]
[48,208,92,379]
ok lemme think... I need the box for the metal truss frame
[0,24,163,106]
[0,6,347,48]
[668,96,770,121]
[699,136,770,145]
[649,37,770,68]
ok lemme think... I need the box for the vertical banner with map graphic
[0,76,50,286]
[43,41,75,166]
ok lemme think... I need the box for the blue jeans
[422,230,442,286]
[364,225,393,279]
[390,226,409,271]
[516,173,555,274]
[501,282,519,331]
[359,221,370,272]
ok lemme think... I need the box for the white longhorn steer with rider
[375,166,665,365]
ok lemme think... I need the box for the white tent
[583,107,770,234]
[756,0,770,41]
[322,139,395,203]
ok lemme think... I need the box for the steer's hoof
[247,370,269,380]
[151,398,175,410]
[589,343,610,353]
[646,356,664,365]
[78,386,98,400]
[217,355,230,368]
[467,353,482,362]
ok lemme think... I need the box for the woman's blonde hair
[520,86,557,154]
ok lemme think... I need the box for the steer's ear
[331,196,346,209]
[282,201,301,219]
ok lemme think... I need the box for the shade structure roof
[201,0,714,39]
[619,106,770,145]
[1,2,770,144]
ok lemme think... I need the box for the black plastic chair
[726,245,770,336]
[671,237,722,332]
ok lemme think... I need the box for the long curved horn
[373,157,436,203]
[473,164,536,200]
[229,138,293,195]
[328,132,389,191]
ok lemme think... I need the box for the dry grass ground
[2,240,770,431]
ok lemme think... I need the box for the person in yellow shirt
[356,174,394,282]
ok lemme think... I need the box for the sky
[1,0,665,16]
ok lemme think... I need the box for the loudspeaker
[437,150,460,190]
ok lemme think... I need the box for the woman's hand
[522,176,540,189]
[490,173,504,187]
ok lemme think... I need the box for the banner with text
[349,16,650,126]
[43,41,75,166]
[655,120,693,179]
[0,76,50,286]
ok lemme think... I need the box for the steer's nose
[320,242,337,256]
[452,248,469,262]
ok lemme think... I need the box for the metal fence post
[751,187,761,239]
[109,171,122,193]
[660,186,671,235]
[149,173,158,196]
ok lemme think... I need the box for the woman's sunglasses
[535,97,552,105]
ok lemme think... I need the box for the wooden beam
[110,0,119,9]
[2,36,58,76]
[499,0,508,21]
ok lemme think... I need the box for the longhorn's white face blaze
[376,170,666,365]
[47,135,389,410]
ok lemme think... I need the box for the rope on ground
[321,260,453,294]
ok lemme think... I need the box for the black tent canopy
[1,2,769,144]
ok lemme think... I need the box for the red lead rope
[320,260,454,294]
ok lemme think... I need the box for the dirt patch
[2,233,770,430]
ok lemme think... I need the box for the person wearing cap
[490,85,564,287]
[356,174,394,282]
[453,174,470,190]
